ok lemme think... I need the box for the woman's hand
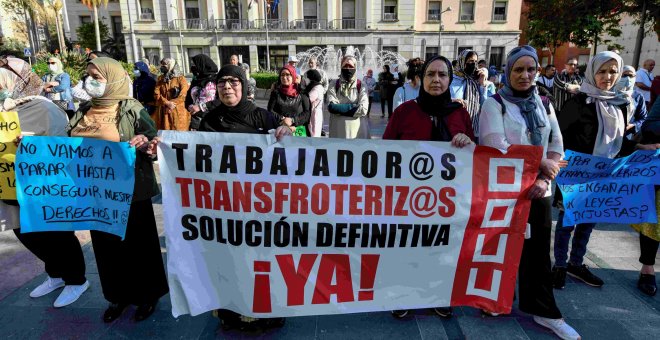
[274,126,292,141]
[452,98,466,108]
[540,158,560,180]
[451,133,473,148]
[636,143,660,151]
[527,179,548,200]
[146,137,161,156]
[129,134,150,152]
[165,101,176,110]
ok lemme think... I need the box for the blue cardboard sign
[15,136,136,239]
[556,150,660,226]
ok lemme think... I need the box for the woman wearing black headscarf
[186,54,218,130]
[383,56,474,319]
[304,69,324,137]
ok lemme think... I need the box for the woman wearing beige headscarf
[68,57,168,323]
[326,55,370,139]
[153,57,189,130]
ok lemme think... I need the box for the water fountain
[295,46,408,80]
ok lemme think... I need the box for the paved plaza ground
[0,96,658,339]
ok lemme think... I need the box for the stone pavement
[0,103,659,339]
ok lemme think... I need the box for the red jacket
[382,100,474,141]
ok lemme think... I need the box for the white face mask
[48,64,58,73]
[133,70,141,77]
[84,77,106,98]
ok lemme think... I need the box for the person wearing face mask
[614,66,647,139]
[450,49,485,138]
[153,57,190,130]
[185,54,218,130]
[42,57,74,113]
[132,61,156,116]
[480,46,581,340]
[267,65,311,136]
[384,56,474,320]
[554,52,660,293]
[68,57,168,323]
[327,55,370,139]
[0,56,88,309]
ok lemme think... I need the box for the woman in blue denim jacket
[42,56,74,111]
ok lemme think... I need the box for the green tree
[1,0,47,54]
[76,21,109,50]
[81,0,109,51]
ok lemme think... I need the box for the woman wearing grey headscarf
[327,55,370,139]
[555,52,659,292]
[480,46,581,340]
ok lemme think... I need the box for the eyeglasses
[217,78,241,87]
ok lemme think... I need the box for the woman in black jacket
[267,65,311,136]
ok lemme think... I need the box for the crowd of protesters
[0,45,658,340]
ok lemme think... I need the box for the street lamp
[437,6,452,53]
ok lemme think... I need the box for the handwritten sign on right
[0,112,21,200]
[15,136,136,239]
[556,149,660,226]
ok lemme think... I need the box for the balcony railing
[427,13,440,21]
[291,19,328,30]
[493,14,506,21]
[330,19,367,30]
[139,9,154,20]
[214,19,252,30]
[169,19,210,30]
[253,19,287,30]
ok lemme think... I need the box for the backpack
[492,93,554,142]
[335,79,362,94]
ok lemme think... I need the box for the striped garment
[552,71,583,113]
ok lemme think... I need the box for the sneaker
[433,307,453,318]
[553,266,567,289]
[533,316,581,340]
[567,264,604,287]
[53,281,89,308]
[30,276,65,298]
[391,310,409,318]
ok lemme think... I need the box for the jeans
[553,210,596,268]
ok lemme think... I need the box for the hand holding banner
[0,112,21,199]
[556,149,660,226]
[15,136,136,238]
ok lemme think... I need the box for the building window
[303,0,317,20]
[577,54,590,66]
[225,0,240,20]
[383,0,397,21]
[258,46,288,71]
[185,0,200,19]
[138,0,154,20]
[459,1,475,22]
[342,0,355,19]
[458,46,473,55]
[428,1,441,21]
[425,47,439,60]
[382,46,398,53]
[489,47,504,69]
[143,48,160,66]
[111,16,123,41]
[80,16,92,25]
[493,1,507,21]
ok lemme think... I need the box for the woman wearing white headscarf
[42,56,74,112]
[326,55,370,139]
[0,56,88,308]
[554,52,658,291]
[614,65,647,138]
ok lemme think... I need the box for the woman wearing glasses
[479,45,581,340]
[42,57,74,114]
[267,65,311,136]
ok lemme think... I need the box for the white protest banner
[158,131,542,318]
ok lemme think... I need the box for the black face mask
[160,66,168,74]
[341,68,356,81]
[464,63,476,76]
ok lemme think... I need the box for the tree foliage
[76,21,109,50]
